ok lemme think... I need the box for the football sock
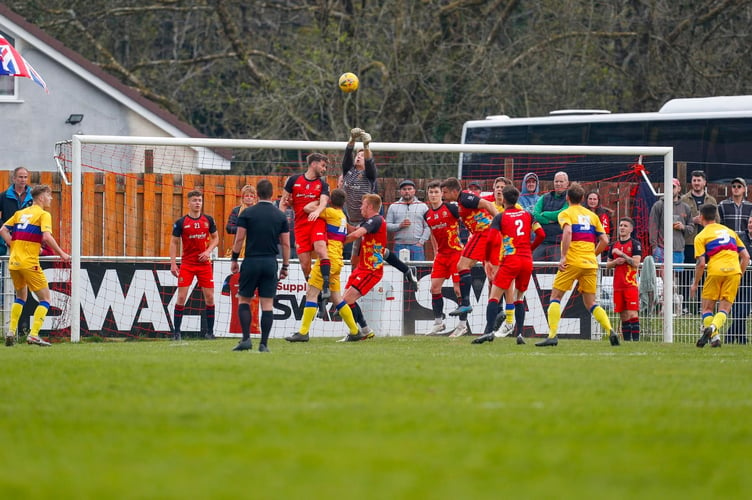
[505,303,515,325]
[9,298,24,334]
[485,298,499,334]
[622,320,632,341]
[384,250,409,273]
[630,318,640,341]
[431,293,443,319]
[547,300,561,338]
[173,304,185,334]
[205,305,215,336]
[260,310,273,346]
[300,301,318,335]
[320,259,331,287]
[238,303,251,341]
[591,305,613,333]
[30,301,50,337]
[702,313,713,328]
[336,301,359,334]
[712,311,728,332]
[459,269,472,306]
[514,301,525,335]
[350,302,368,328]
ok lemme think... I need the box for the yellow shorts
[309,258,343,292]
[552,265,597,294]
[10,267,49,293]
[702,273,741,303]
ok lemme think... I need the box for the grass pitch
[1,336,750,499]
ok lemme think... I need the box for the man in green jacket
[532,171,569,261]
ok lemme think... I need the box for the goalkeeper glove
[349,128,364,142]
[361,132,372,147]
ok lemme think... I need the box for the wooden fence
[5,170,738,258]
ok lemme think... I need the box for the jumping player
[473,186,544,345]
[441,177,499,337]
[606,217,642,341]
[423,180,463,335]
[169,190,219,341]
[1,185,70,347]
[279,152,332,298]
[285,189,361,342]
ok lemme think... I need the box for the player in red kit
[606,217,643,341]
[473,186,545,345]
[423,180,463,335]
[169,190,219,341]
[279,152,332,298]
[440,177,499,337]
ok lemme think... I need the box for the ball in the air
[338,72,359,93]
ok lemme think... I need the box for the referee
[230,179,290,352]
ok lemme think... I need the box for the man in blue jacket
[0,167,33,256]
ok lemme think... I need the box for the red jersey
[283,173,330,222]
[424,202,463,254]
[172,214,217,265]
[489,208,542,260]
[608,237,642,290]
[358,215,388,272]
[457,191,493,235]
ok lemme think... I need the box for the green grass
[1,337,750,499]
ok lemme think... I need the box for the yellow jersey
[694,223,744,276]
[320,206,348,260]
[558,204,604,269]
[4,204,51,270]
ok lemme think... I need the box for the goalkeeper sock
[173,304,185,334]
[205,305,215,336]
[300,301,318,335]
[238,303,251,341]
[9,298,24,334]
[336,301,359,334]
[30,301,50,337]
[547,300,561,338]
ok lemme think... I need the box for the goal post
[68,134,675,343]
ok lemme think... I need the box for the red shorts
[311,218,327,244]
[485,230,501,266]
[492,257,533,292]
[432,251,461,282]
[178,262,214,289]
[462,231,491,263]
[613,287,639,313]
[346,268,384,297]
[295,219,316,254]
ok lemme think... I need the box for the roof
[0,3,230,159]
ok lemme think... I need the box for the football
[338,72,359,93]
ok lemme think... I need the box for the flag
[0,35,48,93]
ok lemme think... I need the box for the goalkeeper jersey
[4,204,51,270]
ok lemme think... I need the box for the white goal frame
[70,135,675,342]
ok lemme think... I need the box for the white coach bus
[459,95,752,182]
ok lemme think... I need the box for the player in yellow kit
[0,185,70,346]
[285,189,361,342]
[536,183,619,347]
[690,203,750,348]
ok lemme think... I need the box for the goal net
[36,136,677,343]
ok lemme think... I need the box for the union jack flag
[0,35,48,93]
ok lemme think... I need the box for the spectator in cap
[467,181,482,196]
[718,177,752,344]
[648,178,694,300]
[386,179,430,260]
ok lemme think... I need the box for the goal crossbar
[70,135,675,342]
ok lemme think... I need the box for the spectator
[679,170,717,311]
[225,184,256,253]
[718,177,752,344]
[586,190,613,239]
[519,172,540,213]
[732,216,752,344]
[467,181,482,197]
[0,166,33,256]
[533,171,569,261]
[386,179,430,261]
[648,178,694,267]
[718,177,752,240]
